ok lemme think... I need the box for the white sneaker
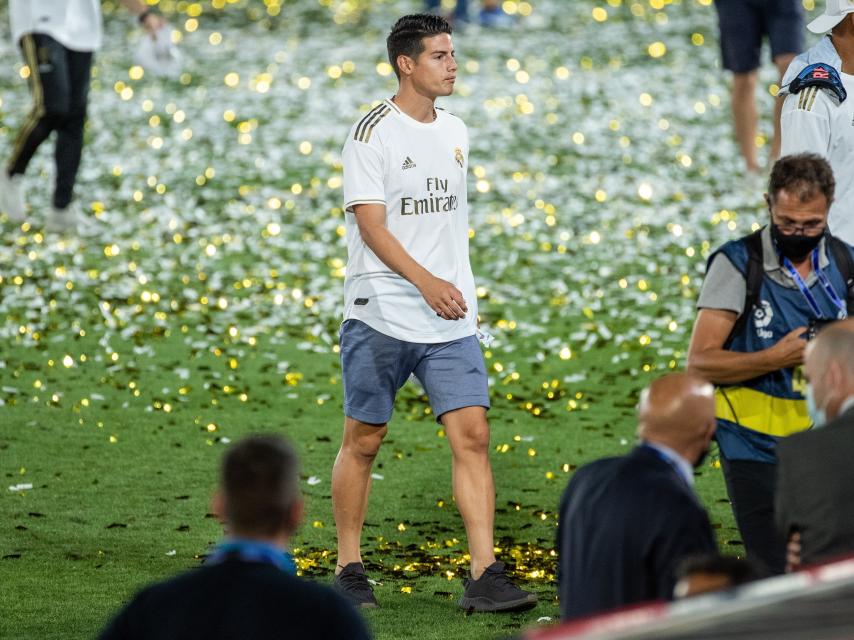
[46,203,98,236]
[46,204,80,233]
[0,171,26,223]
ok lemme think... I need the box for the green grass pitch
[1,0,815,637]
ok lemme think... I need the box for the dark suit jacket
[557,445,717,620]
[99,558,371,640]
[776,405,854,566]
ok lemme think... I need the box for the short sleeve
[342,133,385,213]
[781,91,832,157]
[697,253,747,314]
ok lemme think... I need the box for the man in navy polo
[99,435,370,640]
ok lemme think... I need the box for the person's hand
[786,531,802,573]
[141,12,166,37]
[417,276,467,320]
[770,326,807,368]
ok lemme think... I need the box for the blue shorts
[714,0,804,73]
[339,319,490,425]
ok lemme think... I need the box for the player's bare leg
[442,406,496,579]
[445,405,537,611]
[333,417,387,570]
[732,70,760,173]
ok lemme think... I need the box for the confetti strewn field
[0,0,823,638]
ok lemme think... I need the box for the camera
[806,318,834,341]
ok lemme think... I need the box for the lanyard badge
[782,249,847,320]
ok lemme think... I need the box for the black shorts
[714,0,804,73]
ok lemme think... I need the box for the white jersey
[10,0,103,52]
[341,98,477,344]
[780,36,854,244]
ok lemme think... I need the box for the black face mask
[771,224,824,261]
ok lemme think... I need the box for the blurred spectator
[425,0,469,24]
[776,320,854,570]
[99,435,371,640]
[557,374,718,620]
[0,0,164,232]
[779,1,854,244]
[479,0,515,28]
[673,554,763,598]
[687,153,854,575]
[713,0,804,173]
[424,0,514,28]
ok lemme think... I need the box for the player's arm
[685,309,806,384]
[780,90,833,156]
[118,0,165,34]
[353,203,467,320]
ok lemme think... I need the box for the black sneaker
[458,561,538,612]
[333,562,379,609]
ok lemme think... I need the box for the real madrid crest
[454,147,464,168]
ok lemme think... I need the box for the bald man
[776,320,854,569]
[557,374,719,620]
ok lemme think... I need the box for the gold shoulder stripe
[807,85,819,111]
[358,106,390,143]
[8,35,46,171]
[384,98,400,113]
[800,86,810,110]
[802,86,814,111]
[797,86,820,112]
[353,103,386,141]
[799,86,810,110]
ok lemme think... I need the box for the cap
[807,0,854,33]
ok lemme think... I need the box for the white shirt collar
[782,35,841,88]
[642,441,694,486]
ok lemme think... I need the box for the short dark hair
[221,435,300,536]
[387,14,452,80]
[768,153,835,204]
[676,554,763,586]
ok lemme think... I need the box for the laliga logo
[754,300,774,339]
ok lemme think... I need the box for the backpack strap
[827,235,854,316]
[725,229,765,348]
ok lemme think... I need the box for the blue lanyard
[206,540,297,575]
[812,250,847,317]
[781,248,846,319]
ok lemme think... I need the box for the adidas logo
[401,156,416,170]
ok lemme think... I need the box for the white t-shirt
[10,0,103,52]
[780,72,854,244]
[341,98,477,344]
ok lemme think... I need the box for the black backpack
[726,228,854,344]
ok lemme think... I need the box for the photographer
[687,153,854,575]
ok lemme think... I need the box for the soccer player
[779,0,854,244]
[0,0,164,231]
[713,0,804,173]
[332,14,536,612]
